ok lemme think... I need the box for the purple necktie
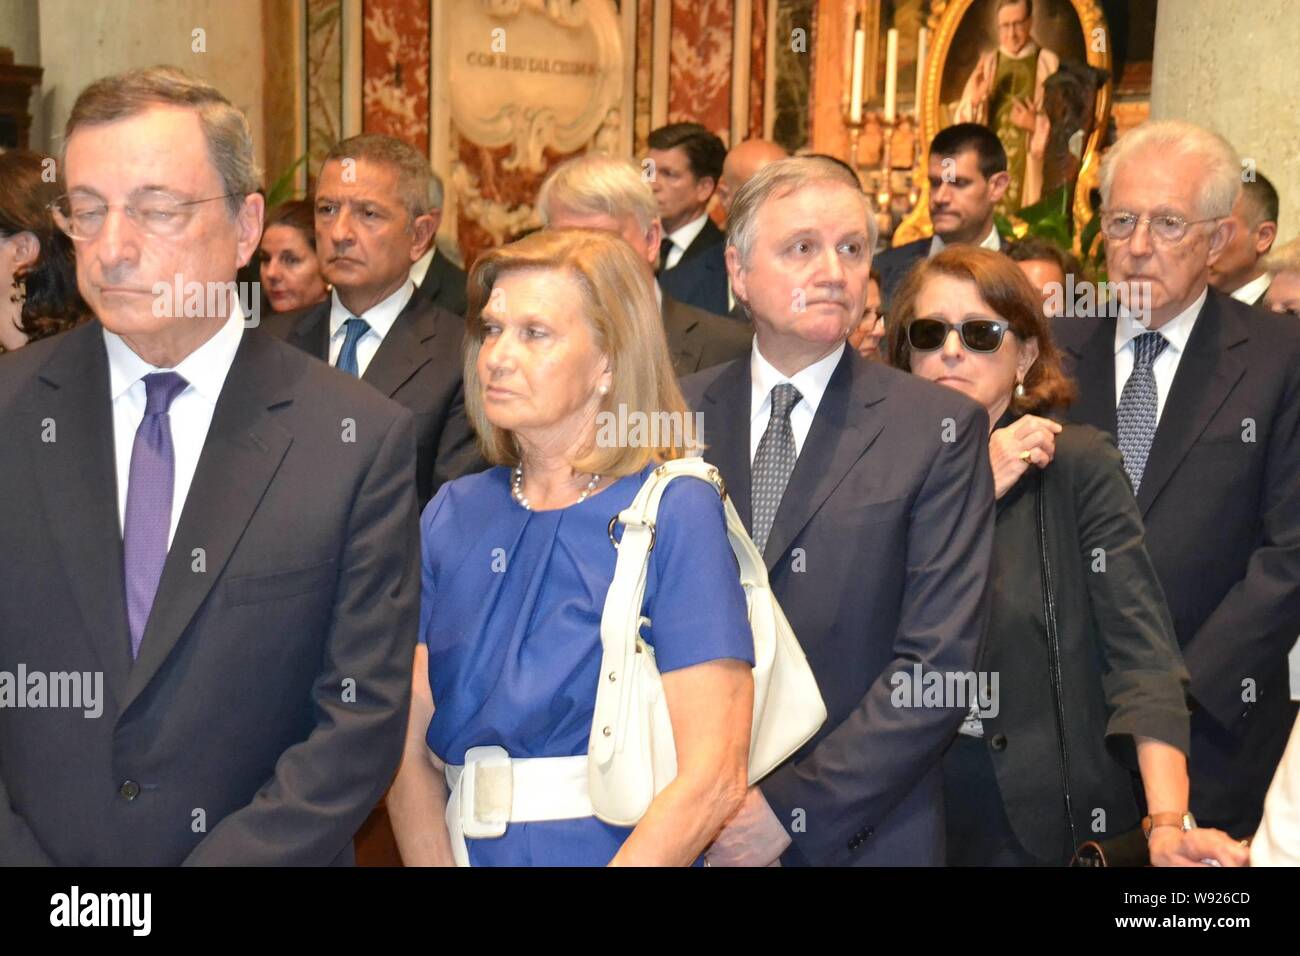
[123,371,189,659]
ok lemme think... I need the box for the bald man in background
[716,139,789,216]
[663,138,788,320]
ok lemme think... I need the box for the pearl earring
[598,384,609,396]
[1014,381,1026,398]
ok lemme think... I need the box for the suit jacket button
[989,734,1007,752]
[119,780,141,800]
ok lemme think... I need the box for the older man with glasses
[0,66,418,865]
[1056,119,1300,846]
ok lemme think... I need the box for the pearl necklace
[512,465,601,511]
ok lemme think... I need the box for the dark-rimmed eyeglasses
[49,192,240,241]
[906,317,1009,353]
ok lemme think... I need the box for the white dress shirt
[1230,272,1271,306]
[409,248,436,288]
[663,212,711,270]
[105,307,245,547]
[929,222,1001,257]
[327,279,415,377]
[749,339,846,464]
[1113,287,1206,423]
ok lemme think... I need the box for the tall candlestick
[915,27,928,109]
[884,28,899,124]
[850,16,866,124]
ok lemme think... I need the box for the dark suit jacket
[262,292,484,511]
[874,237,932,309]
[875,234,1008,309]
[662,293,751,377]
[683,348,995,865]
[0,322,418,865]
[1056,288,1300,835]
[659,220,730,317]
[414,248,468,316]
[975,416,1190,862]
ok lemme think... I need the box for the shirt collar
[409,247,436,287]
[103,305,245,404]
[1230,272,1271,305]
[930,223,1001,257]
[329,279,415,340]
[1000,39,1040,61]
[1114,286,1207,356]
[750,338,845,422]
[667,212,711,252]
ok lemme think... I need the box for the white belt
[444,745,594,866]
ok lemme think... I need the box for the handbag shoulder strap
[1037,469,1080,855]
[590,458,763,766]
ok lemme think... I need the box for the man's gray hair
[1099,119,1241,220]
[324,134,435,221]
[536,153,659,232]
[727,156,878,267]
[64,65,261,217]
[428,167,445,211]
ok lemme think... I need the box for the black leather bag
[1035,472,1149,867]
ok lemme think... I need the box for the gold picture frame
[893,0,1113,253]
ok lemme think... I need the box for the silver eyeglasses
[50,191,240,241]
[1099,211,1220,245]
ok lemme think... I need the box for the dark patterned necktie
[123,371,189,659]
[1116,331,1169,492]
[658,236,674,273]
[751,383,802,554]
[336,317,370,376]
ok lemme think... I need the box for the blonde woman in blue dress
[388,229,756,866]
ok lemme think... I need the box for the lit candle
[915,27,928,109]
[850,15,866,124]
[884,28,899,123]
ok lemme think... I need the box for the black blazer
[683,348,995,865]
[1055,288,1300,835]
[0,322,418,865]
[874,237,931,308]
[262,292,484,511]
[659,222,730,318]
[662,293,751,377]
[414,248,468,316]
[974,416,1190,862]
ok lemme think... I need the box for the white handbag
[587,457,827,826]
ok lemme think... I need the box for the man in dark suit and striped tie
[1055,120,1300,839]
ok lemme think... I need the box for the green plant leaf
[265,154,308,209]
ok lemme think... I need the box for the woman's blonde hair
[463,228,692,476]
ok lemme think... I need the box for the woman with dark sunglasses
[884,245,1240,866]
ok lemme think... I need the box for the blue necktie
[336,317,371,376]
[1116,331,1169,492]
[123,371,189,659]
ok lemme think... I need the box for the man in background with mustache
[875,124,1011,309]
[265,134,482,511]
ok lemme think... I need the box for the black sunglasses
[906,317,1009,353]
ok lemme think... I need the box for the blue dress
[420,463,755,866]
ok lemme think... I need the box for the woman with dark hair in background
[259,198,328,313]
[0,149,87,353]
[886,245,1230,866]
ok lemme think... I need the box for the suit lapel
[700,358,754,528]
[762,350,886,570]
[362,296,436,398]
[289,301,330,361]
[1136,292,1247,515]
[120,331,295,717]
[31,324,132,711]
[662,296,704,373]
[1065,318,1118,437]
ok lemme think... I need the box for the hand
[1010,97,1037,131]
[988,414,1062,499]
[704,787,791,867]
[1151,827,1251,867]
